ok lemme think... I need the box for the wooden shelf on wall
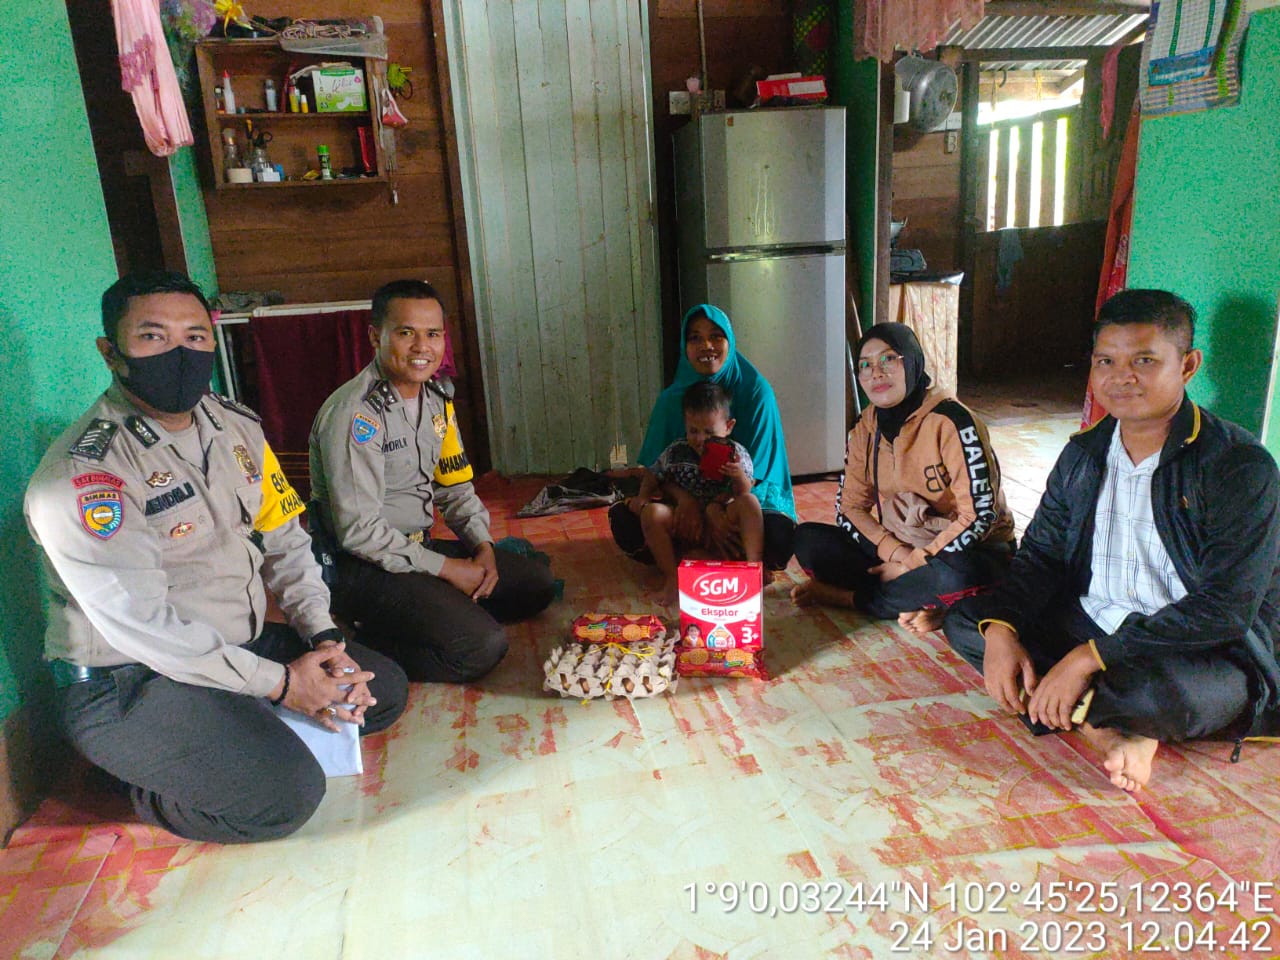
[195,38,387,189]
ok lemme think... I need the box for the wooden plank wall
[969,220,1107,378]
[891,128,963,274]
[648,0,793,379]
[201,1,489,468]
[443,0,663,474]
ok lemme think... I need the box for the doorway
[956,43,1143,422]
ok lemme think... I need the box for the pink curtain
[111,0,194,156]
[855,0,984,62]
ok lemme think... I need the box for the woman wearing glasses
[791,322,1016,636]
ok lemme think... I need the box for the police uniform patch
[145,471,173,488]
[72,472,124,491]
[352,412,381,445]
[69,420,119,462]
[79,489,123,539]
[233,444,263,483]
[170,521,196,538]
[125,416,160,448]
[432,412,447,439]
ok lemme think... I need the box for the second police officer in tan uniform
[309,280,556,683]
[24,272,408,844]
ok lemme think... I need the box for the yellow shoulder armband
[256,442,306,532]
[433,399,474,486]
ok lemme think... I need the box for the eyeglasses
[856,354,903,376]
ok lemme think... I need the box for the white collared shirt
[1080,426,1188,633]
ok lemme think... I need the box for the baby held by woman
[626,382,764,604]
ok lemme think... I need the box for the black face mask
[117,345,216,414]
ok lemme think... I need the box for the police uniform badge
[352,412,381,445]
[432,412,447,439]
[145,471,174,488]
[233,444,262,483]
[79,489,123,539]
[69,419,119,462]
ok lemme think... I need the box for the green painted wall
[831,7,881,325]
[1128,7,1280,440]
[170,147,218,296]
[0,2,117,723]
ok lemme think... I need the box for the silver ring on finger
[324,706,337,717]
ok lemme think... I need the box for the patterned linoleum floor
[5,379,1280,959]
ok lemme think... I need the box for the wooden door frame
[429,0,491,474]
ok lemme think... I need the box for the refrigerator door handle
[707,244,846,263]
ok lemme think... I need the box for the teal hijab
[638,304,795,518]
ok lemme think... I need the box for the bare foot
[1080,723,1159,792]
[790,578,854,609]
[897,608,945,637]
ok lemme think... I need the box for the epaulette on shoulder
[209,393,262,423]
[69,419,119,462]
[363,379,400,415]
[427,377,454,401]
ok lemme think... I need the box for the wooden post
[876,60,895,327]
[993,128,1011,230]
[429,0,491,473]
[1039,115,1058,226]
[957,58,982,378]
[1013,120,1034,228]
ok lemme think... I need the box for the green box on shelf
[314,64,367,112]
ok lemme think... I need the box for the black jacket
[977,396,1280,736]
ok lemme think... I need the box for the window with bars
[977,105,1077,231]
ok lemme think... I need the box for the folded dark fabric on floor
[516,468,624,518]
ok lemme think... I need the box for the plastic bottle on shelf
[317,145,333,180]
[222,71,236,114]
[264,78,278,112]
[287,81,299,113]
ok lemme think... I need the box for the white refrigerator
[674,106,847,476]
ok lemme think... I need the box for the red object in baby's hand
[699,437,735,480]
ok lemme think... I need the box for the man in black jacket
[945,289,1280,792]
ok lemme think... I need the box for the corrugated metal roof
[945,12,1146,51]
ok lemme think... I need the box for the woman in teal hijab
[610,304,796,568]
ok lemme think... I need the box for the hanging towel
[995,228,1023,292]
[112,0,195,156]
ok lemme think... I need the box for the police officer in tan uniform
[309,279,555,683]
[24,272,407,844]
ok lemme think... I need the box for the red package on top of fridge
[677,559,767,679]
